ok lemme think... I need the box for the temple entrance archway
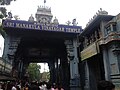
[2,4,82,89]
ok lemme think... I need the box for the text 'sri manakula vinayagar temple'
[0,0,120,90]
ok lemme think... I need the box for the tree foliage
[0,0,16,5]
[0,0,16,36]
[41,71,50,82]
[27,63,41,81]
[0,25,5,37]
[0,7,7,18]
[0,0,16,19]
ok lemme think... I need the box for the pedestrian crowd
[0,80,115,90]
[0,80,64,90]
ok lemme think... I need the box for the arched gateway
[2,5,82,90]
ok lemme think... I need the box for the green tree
[0,0,16,18]
[0,0,16,5]
[27,63,41,81]
[46,71,50,81]
[0,7,7,18]
[0,0,16,37]
[41,71,50,82]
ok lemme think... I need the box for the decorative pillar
[48,59,56,84]
[2,35,11,63]
[102,46,111,80]
[58,57,70,90]
[54,58,58,84]
[19,59,23,79]
[110,43,120,90]
[110,24,113,32]
[65,39,81,90]
[84,61,90,90]
[2,35,21,77]
[3,36,21,63]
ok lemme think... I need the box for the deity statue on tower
[72,18,78,26]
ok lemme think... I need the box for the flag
[44,0,46,3]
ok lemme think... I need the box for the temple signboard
[81,42,99,61]
[2,19,83,34]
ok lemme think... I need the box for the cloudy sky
[5,0,120,28]
[0,0,120,72]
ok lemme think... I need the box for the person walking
[11,84,17,90]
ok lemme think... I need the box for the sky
[38,63,49,73]
[0,0,120,72]
[0,35,4,57]
[5,0,120,28]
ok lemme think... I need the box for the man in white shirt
[11,85,17,90]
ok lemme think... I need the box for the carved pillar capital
[111,44,120,56]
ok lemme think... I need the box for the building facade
[1,4,83,90]
[1,5,120,90]
[79,9,120,90]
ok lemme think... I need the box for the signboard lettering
[81,42,99,61]
[3,20,83,34]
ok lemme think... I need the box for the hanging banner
[81,42,100,61]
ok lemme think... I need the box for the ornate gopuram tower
[35,5,53,24]
[2,1,83,90]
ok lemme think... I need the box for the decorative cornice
[86,8,108,27]
[98,32,120,45]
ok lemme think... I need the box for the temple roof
[80,9,115,36]
[36,6,53,16]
